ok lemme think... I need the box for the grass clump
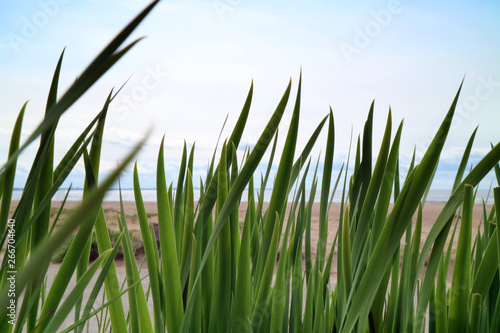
[129,76,500,333]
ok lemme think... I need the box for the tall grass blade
[259,75,300,277]
[115,181,153,333]
[316,109,334,269]
[352,110,392,267]
[180,80,291,333]
[449,185,473,332]
[452,127,478,191]
[156,136,184,332]
[234,196,252,330]
[75,93,110,325]
[196,81,253,230]
[251,213,282,331]
[350,101,373,222]
[469,293,482,333]
[209,142,231,332]
[343,83,463,332]
[135,162,165,333]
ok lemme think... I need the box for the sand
[40,200,490,277]
[46,199,490,267]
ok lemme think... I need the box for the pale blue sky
[1,0,499,190]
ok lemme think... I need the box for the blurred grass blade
[35,150,100,332]
[0,1,159,175]
[0,103,26,234]
[0,129,149,316]
[18,125,96,243]
[59,277,146,333]
[49,184,72,235]
[43,237,122,333]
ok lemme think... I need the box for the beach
[37,199,490,277]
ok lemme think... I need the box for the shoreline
[10,199,491,235]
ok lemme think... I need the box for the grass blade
[449,185,473,332]
[156,136,184,332]
[0,103,26,234]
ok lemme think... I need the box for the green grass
[1,1,500,332]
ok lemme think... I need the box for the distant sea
[11,189,496,204]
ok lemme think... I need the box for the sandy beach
[39,199,491,277]
[9,199,491,272]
